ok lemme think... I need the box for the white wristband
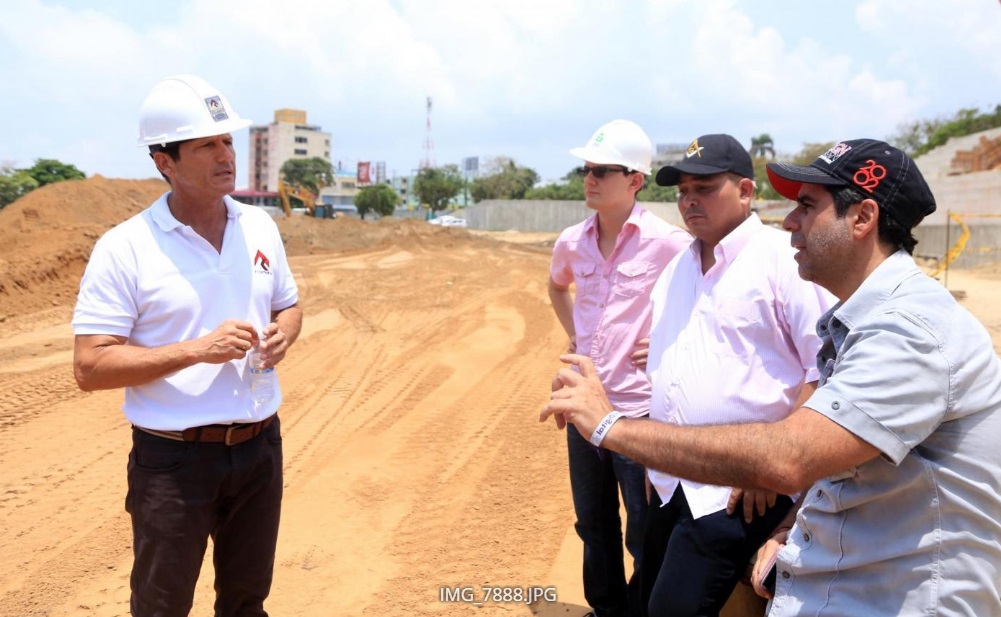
[589,410,624,447]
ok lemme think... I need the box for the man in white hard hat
[548,119,691,617]
[548,133,834,617]
[543,139,1001,617]
[72,75,302,616]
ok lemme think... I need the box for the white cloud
[1,0,998,181]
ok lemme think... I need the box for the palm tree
[749,134,776,159]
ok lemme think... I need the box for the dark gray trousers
[126,417,283,617]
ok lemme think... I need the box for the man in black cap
[542,139,1001,616]
[574,133,834,617]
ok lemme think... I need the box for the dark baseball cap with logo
[655,134,755,186]
[766,139,936,230]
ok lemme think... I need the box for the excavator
[278,179,326,217]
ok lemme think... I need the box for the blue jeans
[567,423,648,617]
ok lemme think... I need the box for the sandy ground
[2,179,999,616]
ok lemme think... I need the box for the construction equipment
[278,180,320,217]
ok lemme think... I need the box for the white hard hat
[569,119,653,175]
[137,74,252,147]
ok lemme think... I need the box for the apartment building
[248,109,331,192]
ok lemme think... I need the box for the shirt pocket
[713,296,767,358]
[572,262,598,297]
[613,261,654,298]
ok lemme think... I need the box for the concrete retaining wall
[465,200,688,231]
[462,198,1001,269]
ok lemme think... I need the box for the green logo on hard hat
[594,132,604,145]
[204,96,230,122]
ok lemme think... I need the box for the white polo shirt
[73,193,299,430]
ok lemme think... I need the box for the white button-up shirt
[647,214,835,517]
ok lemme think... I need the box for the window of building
[295,136,308,144]
[294,149,307,155]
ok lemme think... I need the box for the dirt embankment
[0,176,485,325]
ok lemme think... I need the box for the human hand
[549,371,567,429]
[727,487,778,523]
[257,322,290,369]
[751,528,789,600]
[541,354,613,440]
[566,336,577,354]
[200,320,258,364]
[631,337,650,369]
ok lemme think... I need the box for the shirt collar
[689,212,762,264]
[823,250,921,332]
[150,192,242,232]
[584,202,642,235]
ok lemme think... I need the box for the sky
[2,0,1000,187]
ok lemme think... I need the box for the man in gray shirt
[543,139,1001,616]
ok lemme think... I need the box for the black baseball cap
[766,139,936,230]
[655,134,755,186]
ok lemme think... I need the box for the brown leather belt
[136,415,276,446]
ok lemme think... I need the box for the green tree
[413,165,464,212]
[280,157,334,195]
[354,183,401,220]
[791,142,836,165]
[749,134,776,159]
[889,104,1001,157]
[469,158,540,202]
[637,179,678,202]
[888,119,943,157]
[524,169,585,200]
[751,157,781,200]
[0,166,39,209]
[23,158,85,187]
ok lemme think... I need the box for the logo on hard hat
[593,132,605,146]
[204,96,230,122]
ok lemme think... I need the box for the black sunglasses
[575,165,633,179]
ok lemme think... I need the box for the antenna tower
[421,96,435,169]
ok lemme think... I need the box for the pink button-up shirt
[551,205,691,417]
[646,214,836,517]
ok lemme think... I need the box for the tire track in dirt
[1,235,578,617]
[0,387,131,617]
[367,291,570,616]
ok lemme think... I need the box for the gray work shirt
[769,251,1001,617]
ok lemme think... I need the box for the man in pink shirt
[548,120,691,617]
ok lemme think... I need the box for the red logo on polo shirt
[254,250,271,273]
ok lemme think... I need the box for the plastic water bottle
[248,333,275,405]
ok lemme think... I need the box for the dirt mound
[275,212,476,256]
[0,176,169,320]
[0,177,503,321]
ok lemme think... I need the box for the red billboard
[357,161,371,185]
